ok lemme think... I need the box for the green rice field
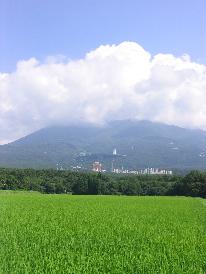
[0,192,206,273]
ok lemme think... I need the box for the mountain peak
[0,120,206,170]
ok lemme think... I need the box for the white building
[113,148,117,155]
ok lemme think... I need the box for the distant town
[67,148,173,175]
[91,161,172,175]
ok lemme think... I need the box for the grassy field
[0,192,206,273]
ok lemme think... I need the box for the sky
[0,0,206,144]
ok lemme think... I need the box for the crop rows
[0,192,206,273]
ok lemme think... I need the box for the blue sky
[1,0,206,72]
[1,0,206,143]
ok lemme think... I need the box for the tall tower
[113,148,117,155]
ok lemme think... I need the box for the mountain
[1,120,206,170]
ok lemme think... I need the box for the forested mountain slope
[1,120,206,170]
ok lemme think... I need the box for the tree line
[0,168,206,197]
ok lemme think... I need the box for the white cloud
[0,41,206,144]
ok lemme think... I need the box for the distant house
[92,162,102,172]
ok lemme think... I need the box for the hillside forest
[0,168,206,198]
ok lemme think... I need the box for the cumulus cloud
[0,41,206,144]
